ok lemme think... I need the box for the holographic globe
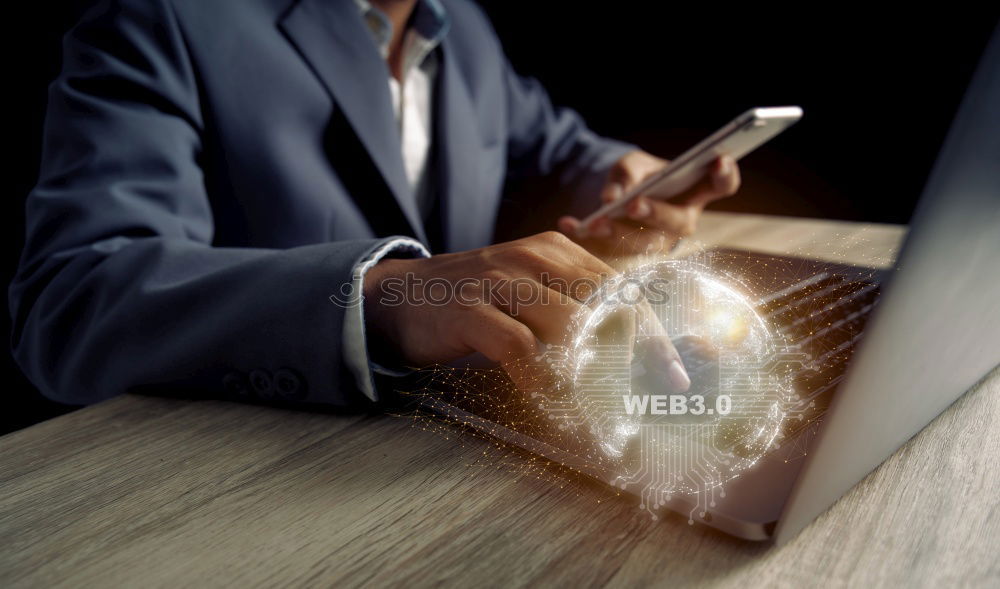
[566,258,797,509]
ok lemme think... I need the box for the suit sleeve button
[222,372,250,398]
[274,368,305,400]
[249,369,274,398]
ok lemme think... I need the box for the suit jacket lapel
[279,0,428,244]
[434,34,490,253]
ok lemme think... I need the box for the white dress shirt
[343,0,447,402]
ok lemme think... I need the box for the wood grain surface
[1,212,997,588]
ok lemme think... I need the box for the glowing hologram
[390,239,885,524]
[535,255,805,520]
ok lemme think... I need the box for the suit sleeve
[342,237,430,403]
[500,54,640,219]
[8,0,394,408]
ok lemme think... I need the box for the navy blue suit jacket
[10,0,635,408]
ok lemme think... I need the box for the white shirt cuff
[343,237,431,402]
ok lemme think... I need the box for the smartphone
[577,106,803,234]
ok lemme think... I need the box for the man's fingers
[603,155,650,203]
[632,301,691,393]
[589,291,691,394]
[593,307,638,349]
[595,155,739,250]
[557,216,613,262]
[557,215,581,236]
[533,231,617,278]
[668,155,741,208]
[628,200,700,239]
[571,203,686,256]
[678,155,739,207]
[459,304,539,364]
[711,155,741,197]
[600,181,625,204]
[504,232,614,290]
[491,279,586,344]
[586,216,614,238]
[538,261,606,301]
[625,195,653,220]
[454,285,587,389]
[620,194,702,242]
[635,336,691,393]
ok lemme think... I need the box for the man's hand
[362,231,690,391]
[557,150,741,257]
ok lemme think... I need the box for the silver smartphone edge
[576,106,802,234]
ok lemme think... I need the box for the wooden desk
[2,212,997,587]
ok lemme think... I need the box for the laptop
[411,24,1000,545]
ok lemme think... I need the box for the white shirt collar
[352,0,450,72]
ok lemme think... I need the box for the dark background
[4,2,997,434]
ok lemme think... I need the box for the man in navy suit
[10,0,740,409]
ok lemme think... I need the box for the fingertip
[720,155,736,176]
[591,218,613,238]
[726,157,741,193]
[601,182,624,203]
[712,157,740,196]
[642,337,691,392]
[628,196,653,220]
[668,359,691,392]
[561,216,590,239]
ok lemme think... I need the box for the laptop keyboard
[755,271,881,432]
